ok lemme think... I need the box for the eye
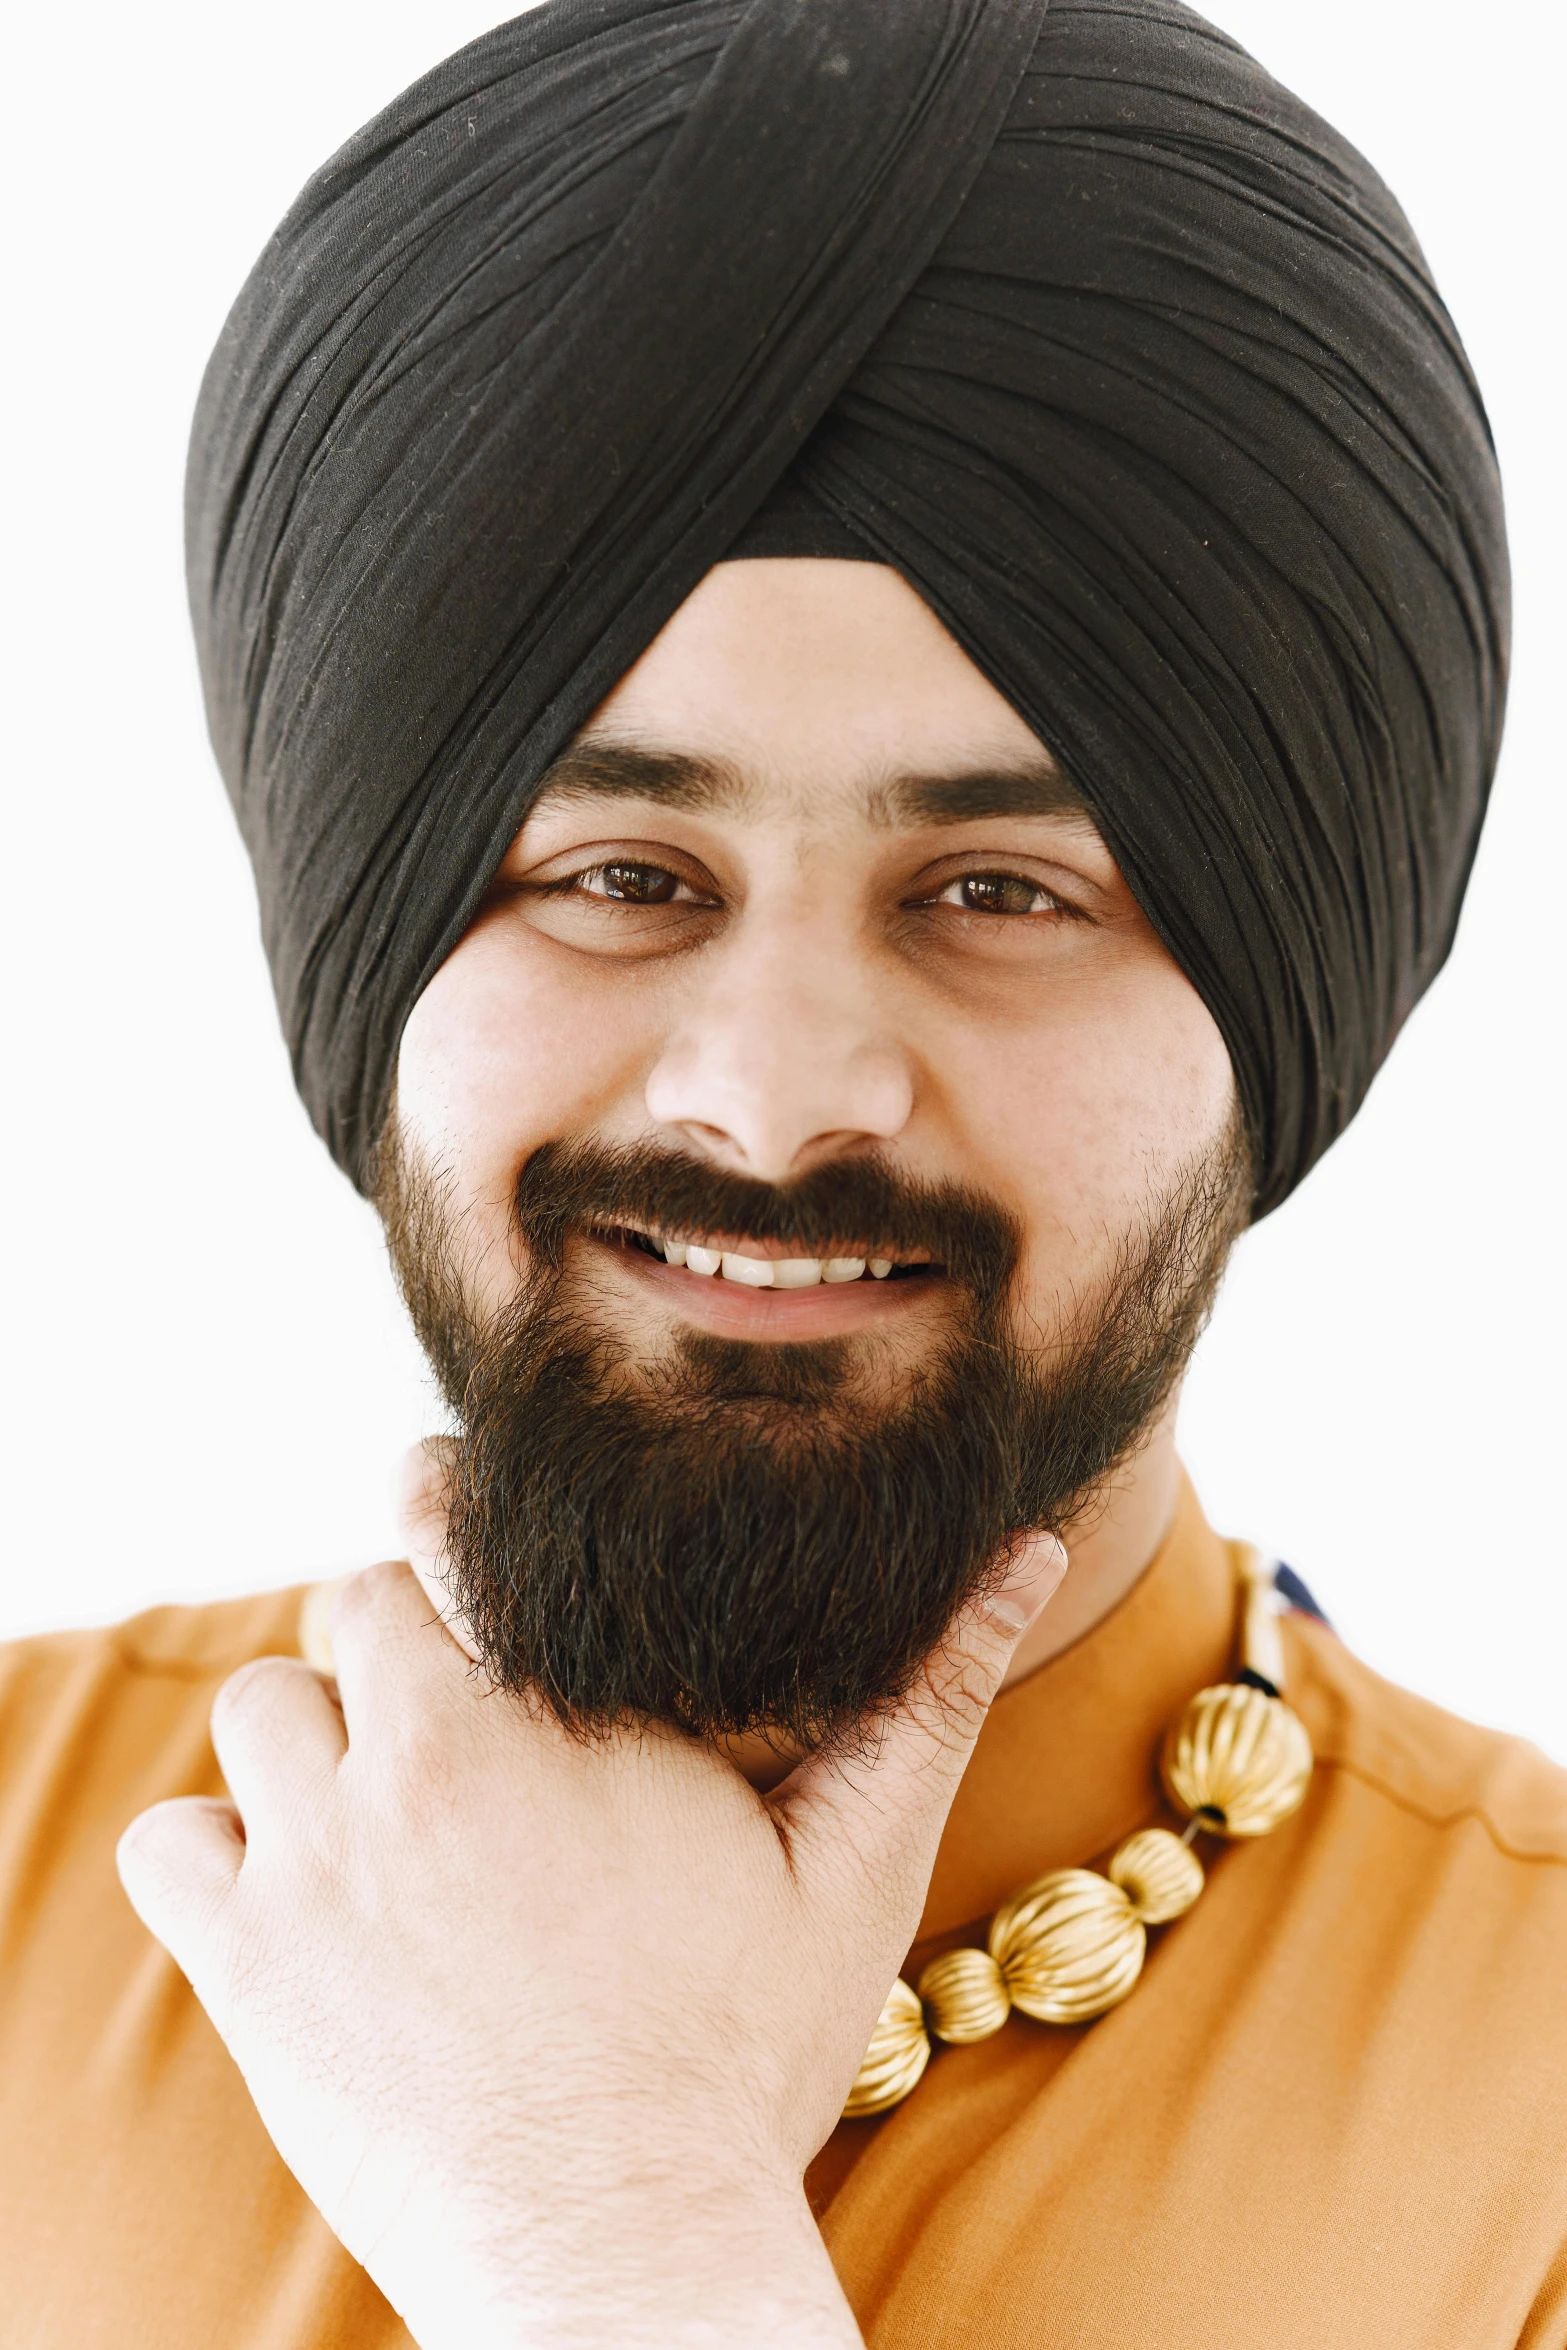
[935,872,1070,918]
[571,861,689,905]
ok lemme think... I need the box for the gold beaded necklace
[843,1547,1314,2119]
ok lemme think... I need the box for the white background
[3,1,1562,1762]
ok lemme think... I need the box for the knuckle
[212,1654,302,1728]
[384,1710,468,1825]
[115,1800,175,1874]
[116,1799,233,1918]
[332,1557,410,1635]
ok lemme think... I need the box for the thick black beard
[373,1123,1251,1744]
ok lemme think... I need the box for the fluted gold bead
[1108,1826,1205,1922]
[843,1978,931,2118]
[989,1867,1146,2024]
[1162,1682,1313,1838]
[917,1946,1011,2044]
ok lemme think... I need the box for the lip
[583,1231,944,1339]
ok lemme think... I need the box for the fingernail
[984,1533,1068,1634]
[986,1592,1037,1634]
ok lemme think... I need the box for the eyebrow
[531,737,1097,829]
[532,741,746,814]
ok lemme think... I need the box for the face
[384,559,1245,1738]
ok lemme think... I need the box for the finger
[395,1437,481,1662]
[328,1555,474,1744]
[209,1654,347,1837]
[396,1434,457,1566]
[117,1796,246,1981]
[778,1531,1068,1901]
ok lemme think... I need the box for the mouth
[579,1222,946,1337]
[591,1223,939,1290]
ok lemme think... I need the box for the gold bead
[1162,1682,1313,1838]
[842,1978,931,2118]
[917,1946,1011,2044]
[989,1867,1146,2024]
[1108,1826,1205,1922]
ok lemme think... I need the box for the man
[2,0,1563,2343]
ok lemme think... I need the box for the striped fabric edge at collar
[1272,1561,1334,1632]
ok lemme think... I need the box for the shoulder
[1268,1609,1567,2238]
[1,1583,313,1709]
[1285,1606,1567,1868]
[0,1588,314,1850]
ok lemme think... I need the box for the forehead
[537,556,1099,836]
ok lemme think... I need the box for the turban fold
[188,0,1508,1213]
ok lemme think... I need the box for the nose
[643,932,914,1182]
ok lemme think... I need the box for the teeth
[721,1251,776,1288]
[653,1239,901,1286]
[771,1259,824,1289]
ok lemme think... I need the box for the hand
[117,1481,1066,2350]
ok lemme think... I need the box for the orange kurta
[3,1477,1566,2347]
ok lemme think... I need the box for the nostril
[646,1031,916,1178]
[662,1119,757,1170]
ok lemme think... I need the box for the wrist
[400,2169,862,2350]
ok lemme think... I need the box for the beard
[373,1116,1251,1746]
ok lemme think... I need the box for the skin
[119,560,1238,2346]
[397,560,1232,1695]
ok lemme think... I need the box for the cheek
[396,925,660,1217]
[940,956,1236,1250]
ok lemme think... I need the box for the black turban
[187,0,1508,1215]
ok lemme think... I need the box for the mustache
[512,1138,1022,1308]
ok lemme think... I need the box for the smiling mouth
[591,1225,940,1290]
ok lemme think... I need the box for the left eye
[938,873,1061,917]
[580,862,684,904]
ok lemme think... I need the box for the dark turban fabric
[187,0,1508,1214]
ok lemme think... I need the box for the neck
[998,1394,1182,1690]
[720,1395,1185,1790]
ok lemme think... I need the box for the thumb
[778,1530,1068,1902]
